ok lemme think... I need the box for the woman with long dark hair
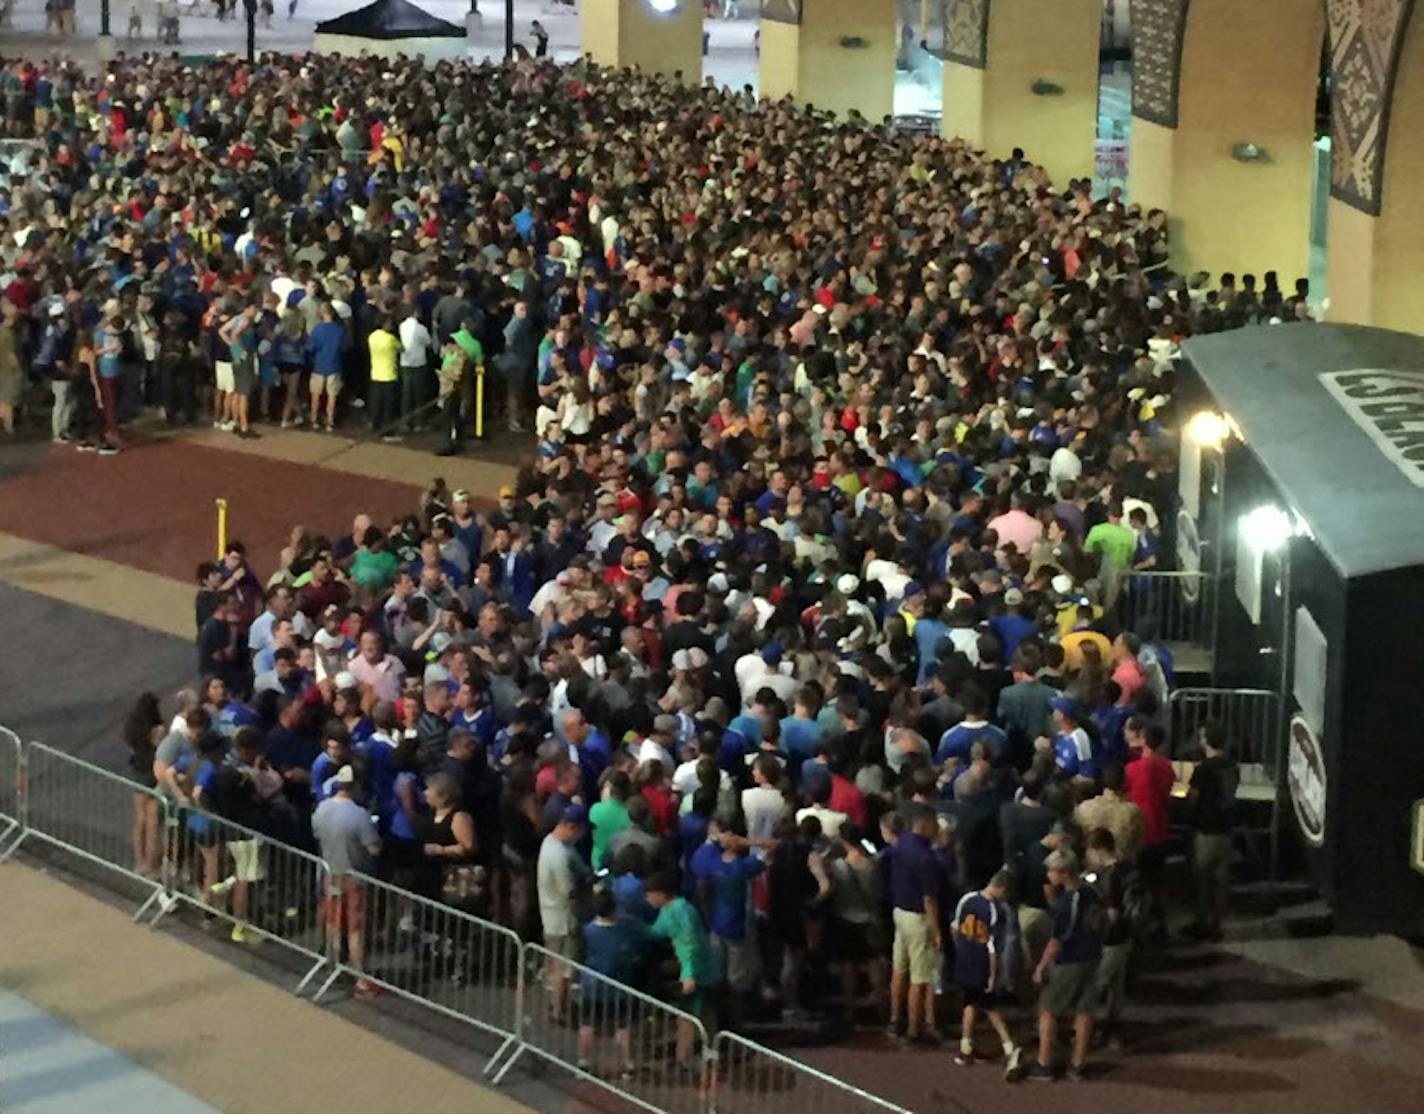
[123,691,164,876]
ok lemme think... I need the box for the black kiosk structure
[1175,323,1424,935]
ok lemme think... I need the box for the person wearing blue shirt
[778,694,824,782]
[357,710,401,832]
[936,689,1007,766]
[1048,696,1096,780]
[578,888,653,1076]
[307,303,347,430]
[988,588,1037,664]
[951,870,1022,1073]
[310,726,354,805]
[689,816,765,1022]
[912,597,950,685]
[1027,849,1103,1081]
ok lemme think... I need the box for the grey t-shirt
[312,795,379,876]
[153,729,193,798]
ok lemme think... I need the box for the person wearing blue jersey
[1042,696,1095,780]
[951,869,1023,1076]
[936,687,1007,767]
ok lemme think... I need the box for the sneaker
[75,441,97,452]
[1004,1045,1023,1079]
[954,1044,975,1066]
[230,923,247,944]
[884,1021,905,1042]
[353,978,384,998]
[1065,1063,1087,1083]
[380,433,403,443]
[98,444,120,456]
[219,420,236,432]
[210,875,237,896]
[1024,1061,1056,1083]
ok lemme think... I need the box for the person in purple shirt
[885,804,944,1045]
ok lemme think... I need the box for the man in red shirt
[1124,716,1175,939]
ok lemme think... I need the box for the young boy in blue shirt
[578,889,650,1080]
[951,868,1023,1077]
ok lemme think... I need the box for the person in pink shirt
[346,630,406,704]
[986,493,1043,557]
[1110,632,1148,706]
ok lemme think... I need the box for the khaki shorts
[228,839,265,883]
[312,373,342,397]
[214,361,235,393]
[1040,958,1100,1017]
[891,907,940,986]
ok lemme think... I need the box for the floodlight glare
[1240,504,1292,553]
[647,0,678,12]
[1185,410,1230,449]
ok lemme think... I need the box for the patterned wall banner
[1327,0,1416,214]
[762,0,803,24]
[944,0,990,67]
[1131,0,1192,127]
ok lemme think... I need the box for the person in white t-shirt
[741,753,791,844]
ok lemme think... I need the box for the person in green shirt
[645,871,721,1071]
[588,770,632,871]
[349,527,399,591]
[1084,501,1136,571]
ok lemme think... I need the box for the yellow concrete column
[1326,6,1424,334]
[941,0,1101,186]
[759,0,898,121]
[1129,0,1323,282]
[580,0,703,84]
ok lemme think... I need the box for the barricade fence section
[312,868,523,1066]
[1121,569,1217,651]
[497,943,711,1114]
[710,1031,914,1114]
[153,803,329,992]
[9,742,167,920]
[0,737,913,1114]
[0,726,22,850]
[1169,687,1285,777]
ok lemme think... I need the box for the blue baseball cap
[561,804,588,826]
[761,640,784,665]
[1049,696,1082,721]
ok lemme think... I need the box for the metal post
[504,0,515,59]
[474,365,485,440]
[101,0,112,35]
[246,0,257,63]
[1270,540,1293,896]
[215,498,229,559]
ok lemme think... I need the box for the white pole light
[648,0,678,12]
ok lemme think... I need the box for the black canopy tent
[314,0,466,58]
[1178,323,1424,934]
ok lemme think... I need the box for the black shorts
[960,984,1011,1010]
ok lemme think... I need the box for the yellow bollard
[474,364,485,441]
[215,498,228,560]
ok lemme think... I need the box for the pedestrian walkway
[0,863,537,1114]
[0,991,222,1114]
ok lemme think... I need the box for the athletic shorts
[232,353,256,396]
[214,361,235,393]
[228,838,265,883]
[312,373,342,397]
[1040,959,1100,1017]
[892,907,940,986]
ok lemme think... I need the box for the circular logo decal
[1287,715,1327,847]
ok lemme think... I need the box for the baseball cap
[560,803,588,826]
[1003,587,1025,606]
[672,649,693,671]
[901,581,924,600]
[761,640,784,665]
[1049,695,1082,720]
[334,671,358,691]
[498,484,516,499]
[335,764,356,785]
[1051,573,1074,595]
[451,488,471,502]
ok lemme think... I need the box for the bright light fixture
[647,0,678,12]
[1185,410,1231,449]
[1240,505,1293,553]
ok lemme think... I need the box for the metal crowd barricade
[312,868,523,1069]
[1121,569,1218,674]
[5,742,167,920]
[152,803,329,993]
[0,726,23,852]
[495,943,710,1114]
[1170,687,1287,883]
[709,1032,913,1114]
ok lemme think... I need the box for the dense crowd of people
[2,45,1290,1083]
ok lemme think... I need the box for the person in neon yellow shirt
[367,316,401,438]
